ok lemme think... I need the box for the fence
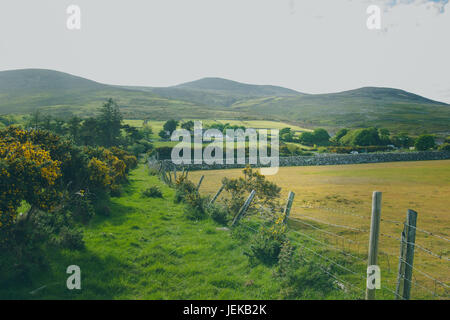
[149,159,450,300]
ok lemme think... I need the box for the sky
[0,0,449,103]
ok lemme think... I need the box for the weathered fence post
[231,190,256,227]
[282,191,295,224]
[366,191,382,300]
[196,175,204,191]
[395,209,417,300]
[168,167,173,184]
[209,184,225,206]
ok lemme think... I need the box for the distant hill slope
[0,69,448,134]
[123,77,302,107]
[230,87,450,133]
[0,69,108,93]
[0,69,236,119]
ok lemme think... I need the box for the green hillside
[122,77,302,108]
[0,69,449,134]
[231,88,450,134]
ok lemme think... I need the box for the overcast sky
[0,0,449,102]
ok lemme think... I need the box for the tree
[280,128,294,142]
[67,116,82,143]
[415,134,435,151]
[80,118,100,146]
[140,124,153,140]
[159,129,170,140]
[122,124,143,144]
[98,99,123,147]
[312,128,331,146]
[163,120,179,136]
[181,121,194,132]
[299,132,315,146]
[340,128,381,146]
[299,129,330,146]
[392,133,412,148]
[332,128,348,144]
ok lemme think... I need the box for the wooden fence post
[283,191,295,224]
[196,175,204,191]
[209,184,225,206]
[395,209,417,300]
[168,167,173,184]
[231,190,256,226]
[366,191,382,300]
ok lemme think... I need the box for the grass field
[123,119,312,132]
[189,160,450,299]
[123,119,313,149]
[0,165,349,300]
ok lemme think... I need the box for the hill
[122,77,302,107]
[0,69,449,134]
[0,69,240,120]
[230,87,450,134]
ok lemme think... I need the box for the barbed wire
[297,205,369,220]
[380,284,405,300]
[289,237,367,282]
[292,212,369,233]
[397,273,447,299]
[289,228,367,263]
[288,216,365,245]
[300,254,366,298]
[380,233,450,261]
[404,223,450,243]
[397,257,450,290]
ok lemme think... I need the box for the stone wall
[153,151,450,171]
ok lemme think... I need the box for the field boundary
[155,151,450,171]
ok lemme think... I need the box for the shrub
[184,204,207,221]
[274,241,335,299]
[96,205,111,217]
[278,263,335,299]
[55,227,85,250]
[174,176,197,203]
[415,134,435,151]
[439,143,450,151]
[207,203,229,225]
[244,227,285,266]
[222,166,281,219]
[142,186,163,198]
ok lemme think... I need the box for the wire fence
[245,199,449,299]
[152,161,450,300]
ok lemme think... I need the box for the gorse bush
[142,186,163,198]
[174,175,198,204]
[54,226,85,250]
[206,203,229,225]
[0,125,136,277]
[222,165,281,220]
[173,175,208,221]
[245,227,284,266]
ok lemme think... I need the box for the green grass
[190,160,450,299]
[0,164,350,300]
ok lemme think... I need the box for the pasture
[189,160,450,299]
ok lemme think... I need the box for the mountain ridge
[0,69,448,134]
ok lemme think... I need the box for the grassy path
[2,165,286,299]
